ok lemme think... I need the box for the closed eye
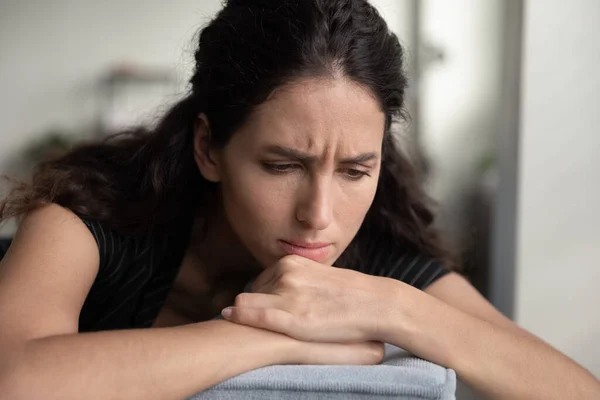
[262,163,371,181]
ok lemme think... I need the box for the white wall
[0,0,223,175]
[516,0,600,377]
[419,0,504,248]
[369,0,413,41]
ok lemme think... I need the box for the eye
[342,168,370,181]
[262,163,301,174]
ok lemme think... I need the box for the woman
[0,0,598,398]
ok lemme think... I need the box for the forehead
[234,77,386,154]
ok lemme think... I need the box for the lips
[278,240,332,262]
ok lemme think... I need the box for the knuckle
[370,342,385,363]
[358,341,385,364]
[256,309,273,325]
[299,307,315,322]
[279,272,296,287]
[279,268,302,287]
[234,293,251,307]
[280,254,303,269]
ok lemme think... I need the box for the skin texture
[194,76,385,270]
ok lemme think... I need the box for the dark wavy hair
[0,0,455,271]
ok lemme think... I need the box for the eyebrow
[263,145,378,164]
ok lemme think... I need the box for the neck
[163,205,260,323]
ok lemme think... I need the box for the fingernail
[221,308,233,318]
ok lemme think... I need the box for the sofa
[190,343,456,399]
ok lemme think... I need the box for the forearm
[377,281,600,400]
[2,320,292,400]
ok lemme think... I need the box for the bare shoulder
[0,203,100,341]
[18,202,91,232]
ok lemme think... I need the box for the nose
[295,175,333,231]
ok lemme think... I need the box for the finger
[251,255,312,293]
[251,265,282,293]
[233,292,288,310]
[221,307,296,337]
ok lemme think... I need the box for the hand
[289,339,385,366]
[221,254,393,343]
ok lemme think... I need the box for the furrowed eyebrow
[263,145,378,164]
[340,152,378,164]
[263,145,316,162]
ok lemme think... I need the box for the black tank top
[0,219,449,332]
[77,217,193,332]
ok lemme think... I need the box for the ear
[193,114,221,183]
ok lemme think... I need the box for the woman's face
[203,77,385,268]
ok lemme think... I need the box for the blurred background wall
[0,0,598,397]
[0,0,221,176]
[515,0,600,377]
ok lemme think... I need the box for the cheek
[335,177,380,236]
[219,166,298,267]
[220,165,292,238]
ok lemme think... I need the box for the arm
[0,205,382,400]
[218,255,600,398]
[6,320,294,400]
[375,273,600,400]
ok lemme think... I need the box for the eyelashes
[261,163,371,181]
[263,163,300,174]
